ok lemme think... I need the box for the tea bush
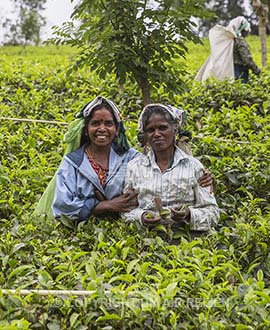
[0,44,269,329]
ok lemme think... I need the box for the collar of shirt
[141,145,190,168]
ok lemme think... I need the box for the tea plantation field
[0,39,270,329]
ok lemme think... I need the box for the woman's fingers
[106,192,139,212]
[171,208,186,218]
[198,168,213,187]
[123,189,138,200]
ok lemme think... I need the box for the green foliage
[48,0,209,105]
[0,43,270,328]
[178,77,270,222]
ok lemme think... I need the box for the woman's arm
[52,159,98,221]
[189,161,219,231]
[198,168,213,189]
[189,185,220,231]
[235,38,260,74]
[170,159,219,231]
[121,163,145,223]
[92,190,138,215]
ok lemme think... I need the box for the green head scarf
[228,16,251,37]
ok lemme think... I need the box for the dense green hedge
[0,45,269,329]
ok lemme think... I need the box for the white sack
[195,25,236,81]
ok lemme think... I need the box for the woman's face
[144,114,175,153]
[87,107,118,148]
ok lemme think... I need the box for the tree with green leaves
[50,0,209,106]
[2,0,46,45]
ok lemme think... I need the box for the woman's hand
[198,168,213,191]
[93,189,138,214]
[109,190,138,212]
[141,211,161,227]
[170,205,190,224]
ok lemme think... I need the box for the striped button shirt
[122,146,219,231]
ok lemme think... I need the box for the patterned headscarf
[138,103,186,133]
[64,96,129,154]
[80,96,122,123]
[227,16,251,37]
[137,103,188,153]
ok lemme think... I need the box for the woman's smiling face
[87,107,118,148]
[144,114,175,153]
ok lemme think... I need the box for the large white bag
[195,25,236,81]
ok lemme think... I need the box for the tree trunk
[141,83,152,107]
[135,75,152,107]
[252,0,268,67]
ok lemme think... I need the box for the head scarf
[227,16,251,37]
[33,96,129,220]
[64,96,129,154]
[137,103,188,153]
[80,96,122,123]
[138,103,186,133]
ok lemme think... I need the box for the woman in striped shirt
[122,104,220,233]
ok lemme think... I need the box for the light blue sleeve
[52,158,98,221]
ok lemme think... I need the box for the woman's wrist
[92,200,112,214]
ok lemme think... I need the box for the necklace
[85,146,109,187]
[85,146,109,171]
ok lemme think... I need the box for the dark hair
[241,29,249,38]
[80,100,119,146]
[141,105,177,132]
[138,105,177,147]
[138,105,192,150]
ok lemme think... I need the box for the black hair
[137,105,177,147]
[141,105,177,132]
[80,99,130,154]
[80,100,119,146]
[241,29,249,38]
[138,105,192,151]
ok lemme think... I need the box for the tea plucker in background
[195,16,260,83]
[122,104,219,233]
[35,96,213,222]
[230,16,261,83]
